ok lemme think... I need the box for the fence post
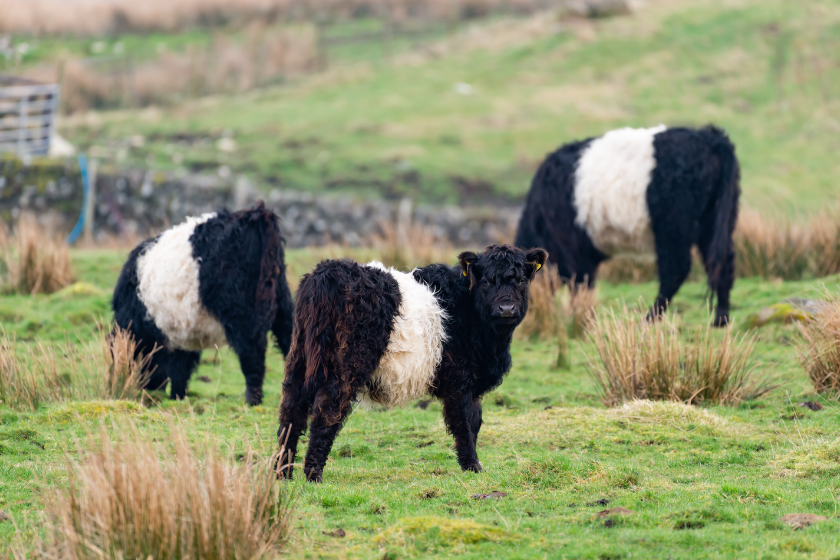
[83,158,97,243]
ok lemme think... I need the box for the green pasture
[2,248,840,559]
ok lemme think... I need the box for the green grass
[60,0,840,212]
[2,249,840,558]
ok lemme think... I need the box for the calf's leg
[277,351,310,480]
[443,393,483,473]
[303,384,355,483]
[167,350,201,401]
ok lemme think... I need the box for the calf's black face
[459,244,548,332]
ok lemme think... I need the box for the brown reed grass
[0,327,157,410]
[42,423,294,560]
[56,27,319,113]
[517,264,597,368]
[0,335,69,411]
[586,304,771,406]
[0,214,74,295]
[734,208,840,280]
[370,218,455,271]
[1,0,598,36]
[102,324,158,401]
[798,295,840,396]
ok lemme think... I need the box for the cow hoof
[305,469,324,483]
[713,312,730,328]
[245,387,263,406]
[462,462,483,473]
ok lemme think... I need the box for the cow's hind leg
[303,383,354,483]
[277,347,311,480]
[699,243,735,327]
[167,350,201,401]
[223,321,269,405]
[303,349,381,483]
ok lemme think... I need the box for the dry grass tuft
[43,423,294,560]
[734,208,840,280]
[0,327,158,411]
[518,266,598,341]
[0,214,74,295]
[798,295,840,396]
[102,325,158,401]
[586,305,771,406]
[599,256,658,284]
[0,336,69,411]
[370,218,454,271]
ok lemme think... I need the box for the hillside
[58,0,840,213]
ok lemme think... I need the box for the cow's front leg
[443,392,483,473]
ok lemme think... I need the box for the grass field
[58,0,840,213]
[2,248,840,558]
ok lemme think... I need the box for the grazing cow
[515,125,740,326]
[112,202,294,405]
[276,244,547,482]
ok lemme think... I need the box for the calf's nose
[499,304,516,317]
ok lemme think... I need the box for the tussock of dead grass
[39,423,294,560]
[0,214,74,295]
[735,208,840,280]
[102,324,158,401]
[797,294,840,396]
[518,265,598,341]
[370,219,454,271]
[0,335,69,411]
[0,327,157,410]
[586,305,771,406]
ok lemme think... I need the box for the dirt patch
[598,507,633,518]
[323,528,346,538]
[197,375,213,383]
[781,514,827,530]
[799,401,823,411]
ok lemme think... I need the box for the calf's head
[459,244,548,332]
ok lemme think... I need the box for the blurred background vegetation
[2,0,838,211]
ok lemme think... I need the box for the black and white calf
[515,125,740,326]
[277,244,547,482]
[112,202,294,405]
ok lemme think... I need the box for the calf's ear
[525,248,548,279]
[458,251,479,289]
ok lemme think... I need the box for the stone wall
[0,156,522,248]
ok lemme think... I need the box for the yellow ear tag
[463,262,469,277]
[535,263,542,271]
[462,270,467,276]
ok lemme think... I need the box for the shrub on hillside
[586,305,771,406]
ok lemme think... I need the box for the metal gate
[0,75,59,157]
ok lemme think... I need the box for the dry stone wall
[0,157,521,248]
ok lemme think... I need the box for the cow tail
[704,126,740,295]
[253,201,284,333]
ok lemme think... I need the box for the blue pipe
[67,154,88,245]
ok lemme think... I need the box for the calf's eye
[519,278,526,285]
[480,278,489,285]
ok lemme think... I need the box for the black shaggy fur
[112,202,294,405]
[515,125,740,326]
[277,244,547,482]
